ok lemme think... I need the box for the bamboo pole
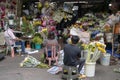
[112,23,115,56]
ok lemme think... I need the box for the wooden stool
[62,65,79,80]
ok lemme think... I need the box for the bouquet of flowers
[82,41,106,62]
[20,55,41,68]
[20,55,49,68]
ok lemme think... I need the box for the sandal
[78,74,86,79]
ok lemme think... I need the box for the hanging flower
[38,2,42,9]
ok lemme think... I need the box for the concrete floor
[0,52,120,80]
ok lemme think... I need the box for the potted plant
[32,35,43,50]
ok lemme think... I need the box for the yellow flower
[91,47,95,52]
[42,28,47,32]
[96,42,106,48]
[81,43,85,47]
[96,42,101,47]
[82,44,88,50]
[80,25,82,28]
[24,57,28,62]
[20,63,23,67]
[45,1,49,8]
[33,20,41,26]
[98,47,106,53]
[101,43,106,48]
[38,2,42,8]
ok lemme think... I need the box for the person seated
[63,35,86,78]
[44,31,61,66]
[4,25,25,57]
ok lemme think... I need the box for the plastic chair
[4,36,21,57]
[45,44,59,66]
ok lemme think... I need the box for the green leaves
[21,19,35,36]
[32,36,43,44]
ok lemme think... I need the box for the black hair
[71,35,79,44]
[82,25,88,31]
[48,32,55,40]
[8,25,14,29]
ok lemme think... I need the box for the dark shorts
[48,50,52,57]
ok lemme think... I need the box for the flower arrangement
[20,55,41,67]
[32,32,43,44]
[82,41,106,62]
[20,55,49,68]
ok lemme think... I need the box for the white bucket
[9,20,14,25]
[100,53,111,66]
[85,62,96,77]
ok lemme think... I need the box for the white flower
[20,63,23,67]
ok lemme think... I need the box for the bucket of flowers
[82,41,106,77]
[84,41,106,62]
[32,33,43,50]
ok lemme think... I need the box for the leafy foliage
[32,36,43,44]
[21,17,35,36]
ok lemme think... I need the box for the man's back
[63,44,81,66]
[63,35,85,75]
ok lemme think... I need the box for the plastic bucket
[35,44,41,50]
[100,53,111,66]
[85,62,96,77]
[31,42,35,49]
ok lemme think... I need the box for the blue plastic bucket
[35,44,41,50]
